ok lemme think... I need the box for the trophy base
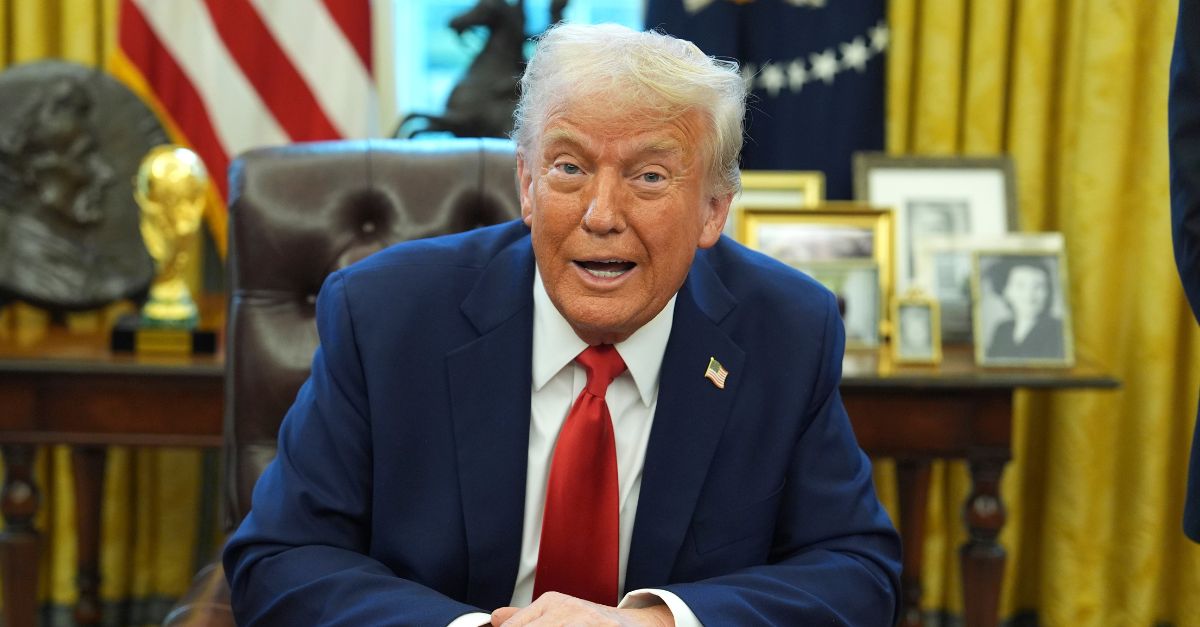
[110,314,217,355]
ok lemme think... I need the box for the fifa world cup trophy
[135,145,207,328]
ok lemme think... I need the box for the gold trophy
[135,145,207,329]
[111,145,216,354]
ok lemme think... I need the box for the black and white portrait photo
[973,253,1074,366]
[905,198,971,281]
[894,301,940,363]
[929,248,973,342]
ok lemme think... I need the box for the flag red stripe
[320,0,372,75]
[203,0,342,142]
[118,0,231,200]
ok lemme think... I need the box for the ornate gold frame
[891,292,942,365]
[738,203,894,345]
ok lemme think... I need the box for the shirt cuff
[446,611,492,627]
[619,588,703,627]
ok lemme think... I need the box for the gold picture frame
[892,292,942,365]
[970,249,1075,368]
[726,170,825,236]
[739,203,894,347]
[852,153,1018,296]
[738,170,825,209]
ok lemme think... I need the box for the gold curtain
[0,0,217,624]
[887,0,1200,624]
[6,0,1200,625]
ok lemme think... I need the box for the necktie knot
[576,345,627,397]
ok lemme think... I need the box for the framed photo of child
[892,293,942,365]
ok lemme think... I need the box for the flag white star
[840,37,871,72]
[784,0,827,6]
[787,60,808,92]
[683,0,718,14]
[759,62,785,96]
[869,22,890,52]
[809,49,839,84]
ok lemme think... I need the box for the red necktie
[533,344,626,605]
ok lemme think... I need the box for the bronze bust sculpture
[0,61,167,311]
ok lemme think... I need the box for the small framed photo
[971,250,1074,367]
[738,203,892,266]
[738,170,825,209]
[739,203,893,347]
[726,170,825,236]
[914,232,1065,343]
[853,153,1018,295]
[892,294,942,365]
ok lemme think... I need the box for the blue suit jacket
[224,220,901,625]
[1170,0,1200,542]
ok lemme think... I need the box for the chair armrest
[161,562,233,627]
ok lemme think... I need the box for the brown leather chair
[163,137,522,626]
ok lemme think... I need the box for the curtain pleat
[889,0,1200,624]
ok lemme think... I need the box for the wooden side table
[842,345,1118,627]
[0,329,1114,627]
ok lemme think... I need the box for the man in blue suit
[225,23,901,625]
[1170,0,1200,543]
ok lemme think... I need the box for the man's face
[517,102,731,345]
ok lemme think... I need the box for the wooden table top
[0,305,1116,393]
[843,344,1119,391]
[0,295,225,377]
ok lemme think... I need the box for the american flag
[705,356,729,389]
[108,0,378,255]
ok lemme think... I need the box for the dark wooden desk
[0,332,1114,627]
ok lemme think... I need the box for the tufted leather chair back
[223,138,521,529]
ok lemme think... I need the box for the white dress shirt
[449,271,701,627]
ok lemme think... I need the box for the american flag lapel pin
[704,356,729,389]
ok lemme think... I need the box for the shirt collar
[532,268,676,407]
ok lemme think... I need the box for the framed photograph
[914,232,1065,343]
[726,170,825,236]
[971,250,1074,367]
[738,203,892,265]
[738,170,825,209]
[892,294,942,365]
[853,153,1018,296]
[739,204,893,347]
[794,260,882,347]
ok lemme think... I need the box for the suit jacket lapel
[625,253,745,592]
[447,235,535,608]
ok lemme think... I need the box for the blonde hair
[513,23,746,197]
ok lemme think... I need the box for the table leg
[896,459,931,627]
[960,454,1008,627]
[0,444,40,627]
[72,446,107,626]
